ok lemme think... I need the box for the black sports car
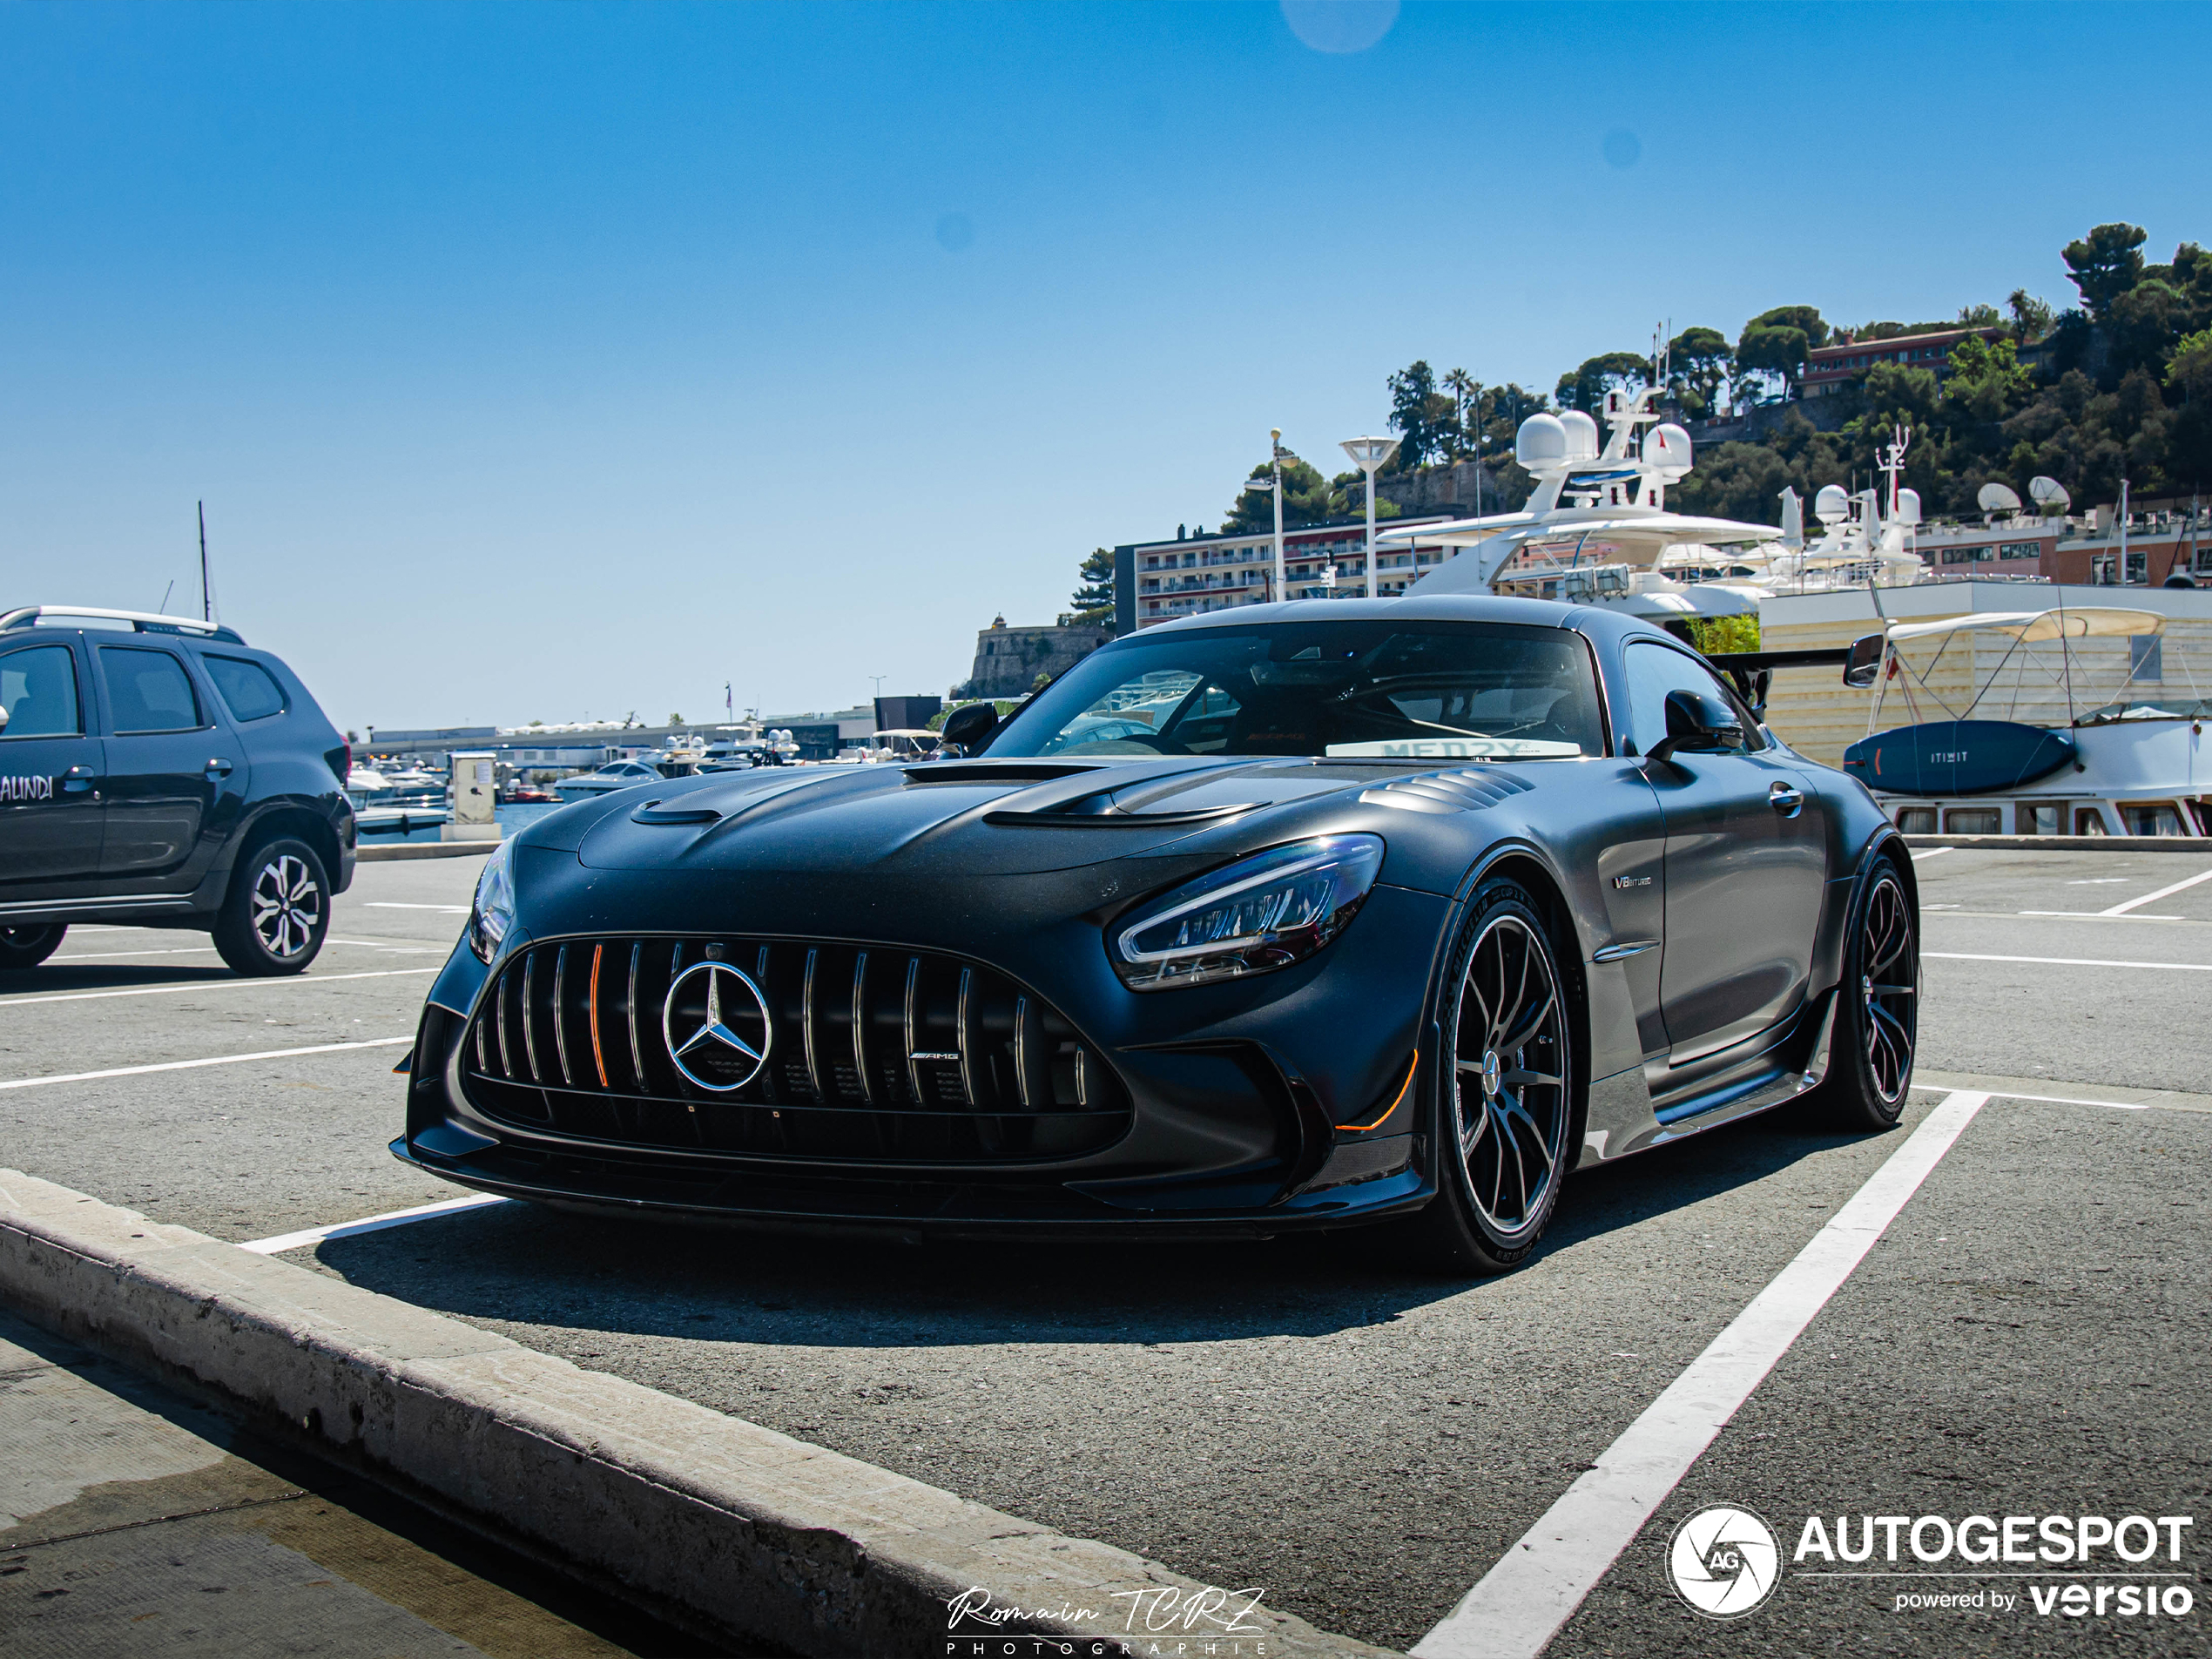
[395,596,1919,1273]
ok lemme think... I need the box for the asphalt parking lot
[3,846,2207,1656]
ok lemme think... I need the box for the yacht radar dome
[1558,409,1601,463]
[1644,422,1693,479]
[1813,484,1851,525]
[1977,482,2023,516]
[1514,413,1568,471]
[1894,488,1922,525]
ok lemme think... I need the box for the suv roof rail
[0,605,246,644]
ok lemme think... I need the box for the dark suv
[0,606,356,975]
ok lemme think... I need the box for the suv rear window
[204,654,288,722]
[99,646,205,734]
[0,645,82,738]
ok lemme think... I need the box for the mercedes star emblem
[661,961,772,1092]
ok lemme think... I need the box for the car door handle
[62,765,99,793]
[206,758,234,779]
[1769,781,1805,818]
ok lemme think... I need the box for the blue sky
[3,1,2206,732]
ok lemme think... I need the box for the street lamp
[1244,428,1298,604]
[1340,435,1402,565]
[1270,428,1292,602]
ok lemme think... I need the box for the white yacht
[1386,387,1786,624]
[553,759,668,800]
[347,765,451,835]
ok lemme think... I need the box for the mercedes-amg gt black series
[395,596,1919,1273]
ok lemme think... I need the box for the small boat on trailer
[1842,606,2209,838]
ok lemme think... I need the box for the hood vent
[631,799,723,826]
[904,761,1106,786]
[1357,767,1536,815]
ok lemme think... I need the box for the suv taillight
[327,743,350,784]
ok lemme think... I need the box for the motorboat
[864,728,945,762]
[553,759,669,800]
[1844,605,2208,837]
[697,738,769,772]
[347,765,452,836]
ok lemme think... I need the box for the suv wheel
[0,925,66,970]
[212,838,330,976]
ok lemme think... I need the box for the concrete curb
[1902,833,2212,853]
[357,841,499,862]
[0,1170,1394,1658]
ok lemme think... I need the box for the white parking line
[1911,846,1954,859]
[1925,951,2212,972]
[1412,1090,1991,1659]
[2017,911,2185,921]
[51,938,442,962]
[2101,865,2212,917]
[51,946,225,961]
[240,1192,508,1255]
[1989,1089,2148,1110]
[0,1037,411,1093]
[0,968,438,1008]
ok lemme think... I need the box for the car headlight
[468,840,516,964]
[1110,834,1385,991]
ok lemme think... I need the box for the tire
[212,837,331,976]
[1808,854,1919,1131]
[0,925,66,970]
[1399,878,1578,1276]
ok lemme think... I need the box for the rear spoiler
[1703,635,1885,714]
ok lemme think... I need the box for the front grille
[461,936,1130,1163]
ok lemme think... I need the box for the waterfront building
[1112,514,1457,632]
[1801,325,2003,399]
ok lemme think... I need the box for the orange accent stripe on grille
[1335,1052,1417,1133]
[589,943,609,1089]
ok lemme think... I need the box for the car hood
[553,757,1401,877]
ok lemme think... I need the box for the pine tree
[1069,548,1116,630]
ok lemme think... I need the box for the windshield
[2079,696,2212,724]
[988,620,1608,760]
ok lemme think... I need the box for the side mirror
[940,702,1001,755]
[0,703,10,733]
[1843,633,1885,689]
[1648,689,1743,764]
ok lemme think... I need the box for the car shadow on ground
[316,1109,1884,1349]
[0,961,245,994]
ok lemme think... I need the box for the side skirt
[1575,988,1838,1166]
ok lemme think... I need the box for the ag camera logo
[1669,1506,1781,1618]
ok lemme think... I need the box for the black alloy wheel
[0,924,66,971]
[1399,878,1576,1276]
[212,838,331,976]
[1811,856,1919,1130]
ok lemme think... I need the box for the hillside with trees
[1393,221,2212,528]
[1079,222,2209,621]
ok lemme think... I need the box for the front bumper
[393,865,1453,1238]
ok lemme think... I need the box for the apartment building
[1111,514,1456,632]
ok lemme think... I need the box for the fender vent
[1357,768,1537,815]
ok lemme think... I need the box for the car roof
[1130,593,1677,649]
